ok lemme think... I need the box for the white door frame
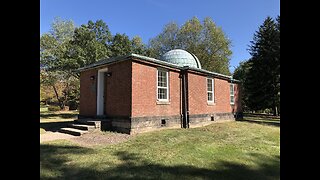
[97,67,109,115]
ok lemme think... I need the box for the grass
[40,110,79,120]
[40,121,280,179]
[40,107,79,133]
[239,114,280,127]
[40,107,48,113]
[40,128,46,134]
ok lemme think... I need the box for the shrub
[68,101,79,110]
[48,106,61,112]
[264,108,271,114]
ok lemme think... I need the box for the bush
[48,106,61,112]
[264,108,271,114]
[68,101,79,110]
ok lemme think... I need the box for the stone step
[59,127,88,136]
[75,119,101,129]
[68,124,95,131]
[74,119,97,126]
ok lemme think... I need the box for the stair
[75,119,101,129]
[58,119,101,136]
[67,124,95,131]
[59,127,88,136]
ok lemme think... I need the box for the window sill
[157,101,170,105]
[207,102,215,106]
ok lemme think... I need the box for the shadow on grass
[40,113,78,119]
[40,121,73,132]
[237,118,280,127]
[40,145,280,180]
[243,117,281,122]
[40,144,95,179]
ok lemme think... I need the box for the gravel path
[40,132,77,143]
[68,131,131,147]
[40,131,131,147]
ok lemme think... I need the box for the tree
[110,33,132,57]
[41,18,152,109]
[148,17,232,75]
[40,17,75,70]
[245,16,280,115]
[110,33,149,57]
[64,20,112,77]
[40,70,68,109]
[148,22,180,58]
[40,17,76,109]
[233,60,252,112]
[131,36,148,55]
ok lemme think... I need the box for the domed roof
[161,49,202,69]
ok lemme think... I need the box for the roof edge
[75,53,240,82]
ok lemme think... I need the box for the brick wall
[80,58,241,131]
[79,60,132,117]
[79,69,97,116]
[105,60,132,116]
[187,72,241,115]
[131,62,181,117]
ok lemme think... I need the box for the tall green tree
[149,17,232,75]
[148,22,180,58]
[41,18,152,108]
[131,36,148,55]
[110,33,132,56]
[245,16,280,115]
[233,60,252,112]
[110,33,148,57]
[40,17,76,109]
[64,20,112,77]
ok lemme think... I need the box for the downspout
[181,68,189,128]
[230,76,235,118]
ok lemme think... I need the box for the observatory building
[77,49,242,134]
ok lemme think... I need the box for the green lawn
[40,128,46,134]
[40,107,79,133]
[40,121,280,179]
[40,107,48,113]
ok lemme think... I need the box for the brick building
[77,49,242,134]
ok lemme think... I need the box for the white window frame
[230,83,235,105]
[207,78,214,103]
[157,69,169,101]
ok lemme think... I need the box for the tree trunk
[272,105,278,116]
[52,85,64,110]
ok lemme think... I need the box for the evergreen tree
[246,16,280,115]
[233,60,252,111]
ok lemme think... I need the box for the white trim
[230,83,235,105]
[156,69,169,102]
[97,67,109,115]
[207,78,214,103]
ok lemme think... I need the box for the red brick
[79,58,241,118]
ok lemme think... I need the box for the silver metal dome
[161,49,202,69]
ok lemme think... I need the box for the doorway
[97,67,108,116]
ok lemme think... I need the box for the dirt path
[40,132,77,143]
[40,131,131,147]
[68,131,131,147]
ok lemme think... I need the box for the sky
[40,0,280,73]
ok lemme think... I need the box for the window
[207,78,214,102]
[157,69,169,101]
[230,83,235,104]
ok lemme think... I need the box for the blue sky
[40,0,280,73]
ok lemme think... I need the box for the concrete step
[74,119,102,130]
[68,124,95,131]
[59,127,88,136]
[74,119,96,126]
